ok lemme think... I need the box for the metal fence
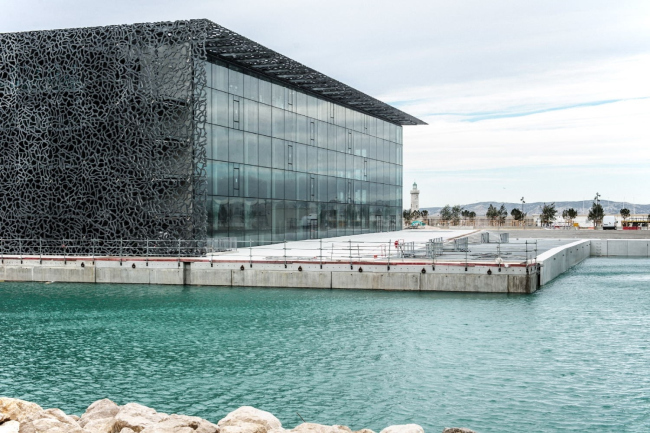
[0,235,537,267]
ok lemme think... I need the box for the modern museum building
[0,19,425,249]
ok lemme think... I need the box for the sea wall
[590,239,650,257]
[537,240,591,286]
[0,397,474,433]
[0,259,537,294]
[2,238,647,292]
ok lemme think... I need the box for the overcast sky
[3,0,649,208]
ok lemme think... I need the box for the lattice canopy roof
[200,20,426,126]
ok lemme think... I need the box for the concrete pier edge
[1,239,648,294]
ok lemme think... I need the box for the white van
[603,216,618,230]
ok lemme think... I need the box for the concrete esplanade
[1,230,648,294]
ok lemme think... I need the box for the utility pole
[521,197,525,229]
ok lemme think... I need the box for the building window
[233,98,240,128]
[347,131,353,154]
[310,176,315,200]
[363,159,367,180]
[309,121,315,146]
[233,167,240,197]
[347,181,352,204]
[287,144,293,169]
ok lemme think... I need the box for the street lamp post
[521,197,525,229]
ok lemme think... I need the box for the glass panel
[295,143,306,172]
[296,201,309,240]
[338,152,346,178]
[244,132,258,166]
[272,200,284,242]
[328,177,337,202]
[258,79,272,105]
[212,196,229,236]
[206,160,214,195]
[228,129,244,163]
[272,138,284,169]
[229,197,245,239]
[258,103,272,137]
[285,111,296,143]
[317,148,328,176]
[272,169,284,199]
[297,172,308,201]
[213,64,228,92]
[243,74,259,101]
[212,90,228,127]
[245,165,258,198]
[258,167,272,198]
[271,83,285,109]
[307,146,318,174]
[228,68,244,96]
[258,136,272,167]
[337,178,346,203]
[354,156,363,180]
[212,125,228,161]
[243,99,258,133]
[296,91,307,116]
[205,124,213,160]
[284,170,296,201]
[272,107,284,139]
[244,198,259,244]
[212,161,228,196]
[296,114,308,145]
[318,175,328,202]
[328,150,336,177]
[307,95,318,119]
[256,199,271,242]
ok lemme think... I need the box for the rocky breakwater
[0,397,476,433]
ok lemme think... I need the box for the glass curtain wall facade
[206,59,403,244]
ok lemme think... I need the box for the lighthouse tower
[410,181,420,212]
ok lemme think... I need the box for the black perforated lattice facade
[1,19,423,255]
[0,21,209,249]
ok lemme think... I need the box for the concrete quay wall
[0,258,538,294]
[590,239,650,257]
[1,238,647,293]
[537,240,591,286]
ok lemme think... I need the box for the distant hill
[422,201,650,216]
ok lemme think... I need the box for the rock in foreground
[0,397,476,433]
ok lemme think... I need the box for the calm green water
[1,258,649,432]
